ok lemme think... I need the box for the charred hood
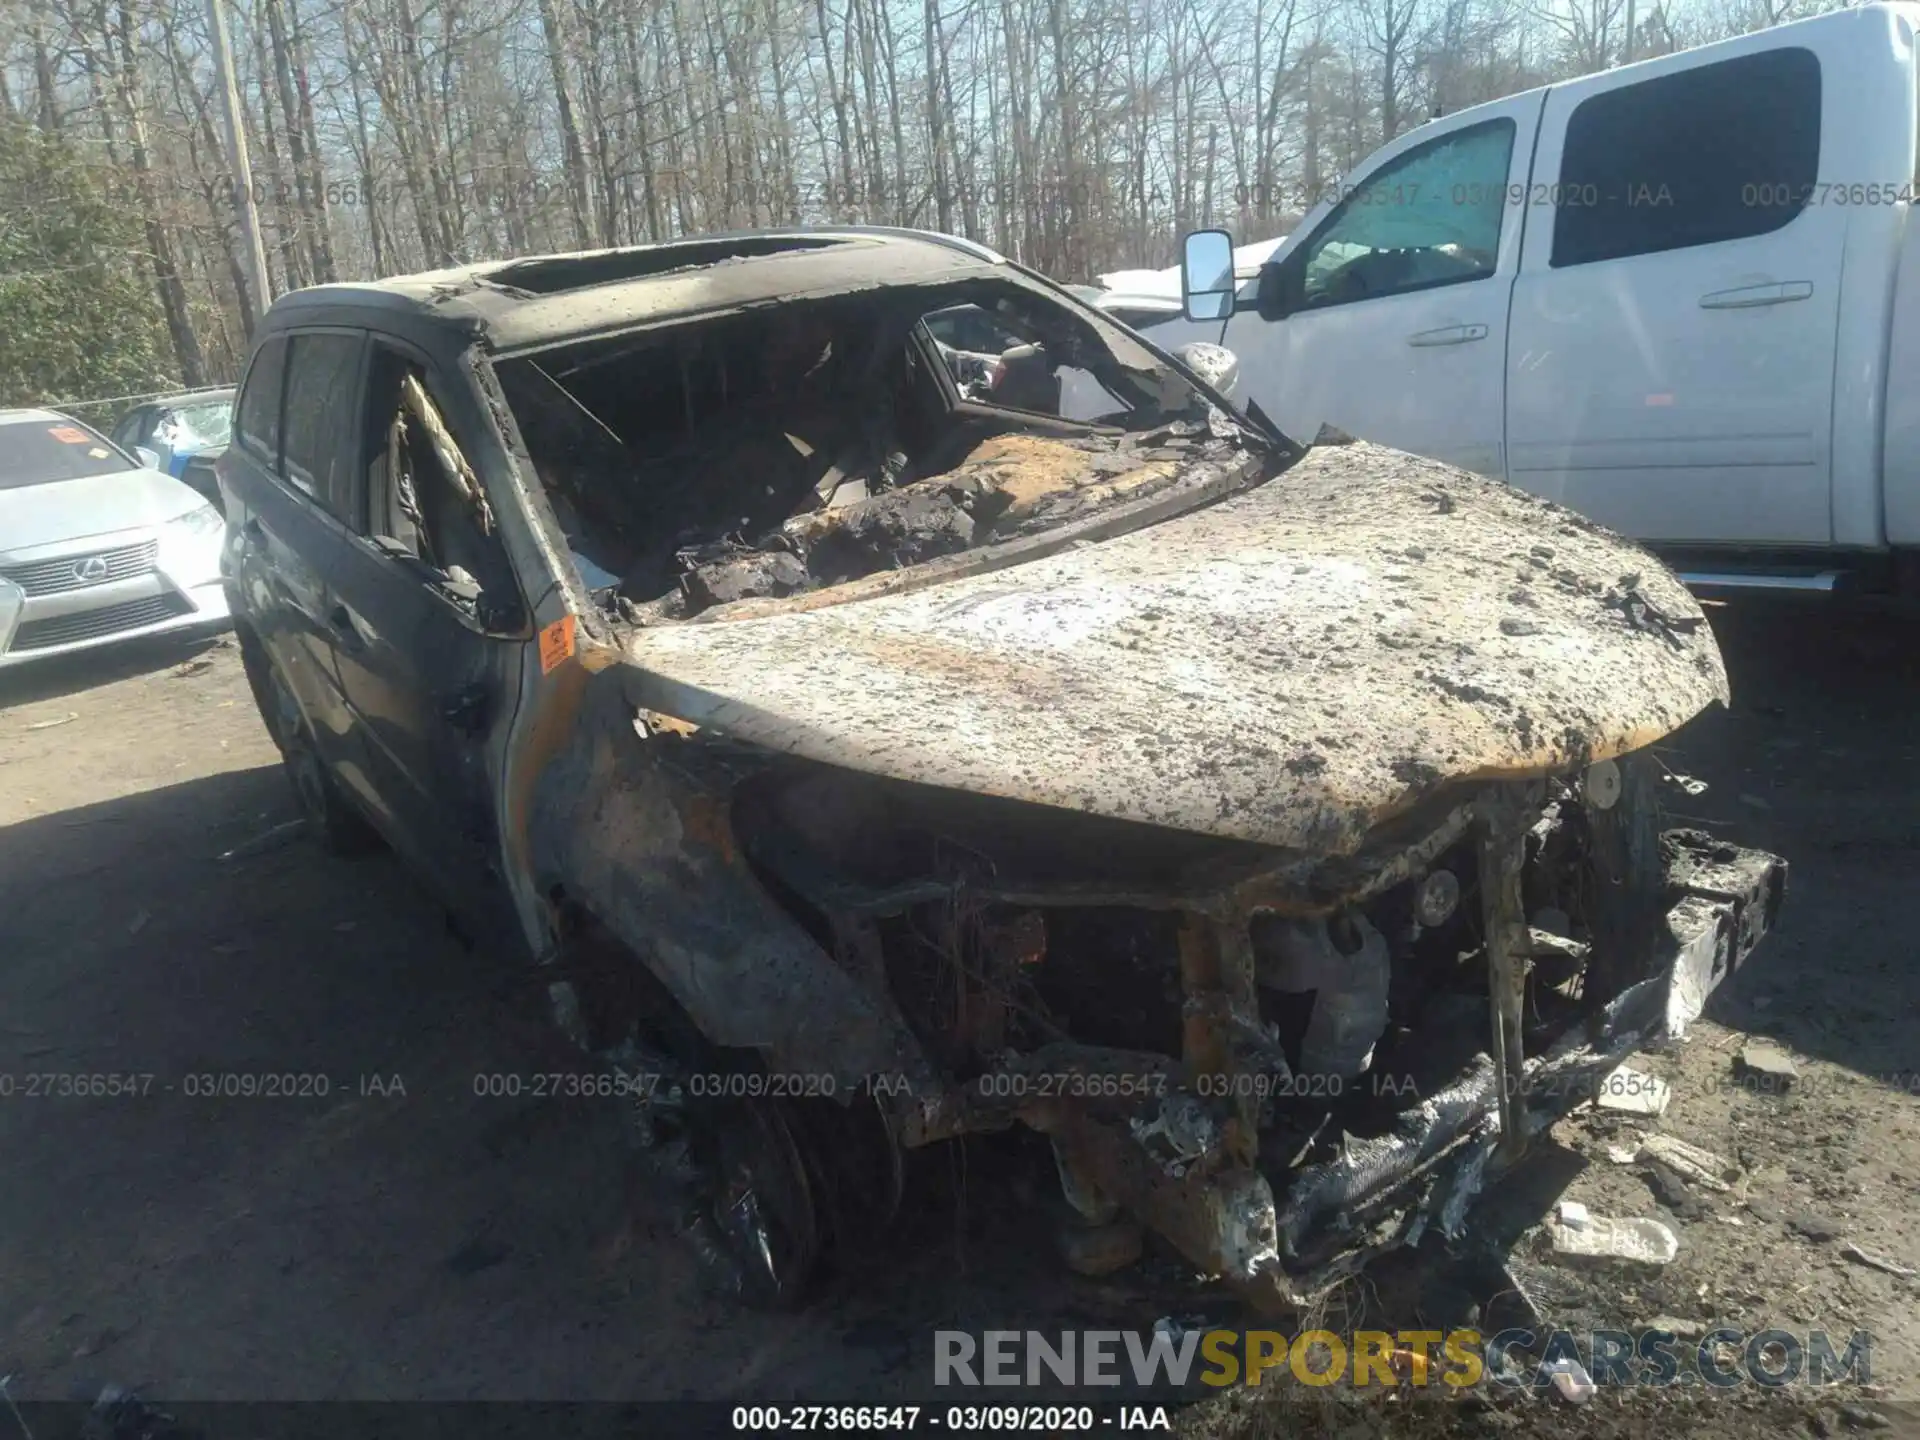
[619,444,1728,854]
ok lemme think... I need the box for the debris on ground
[1842,1241,1916,1277]
[1837,1402,1894,1431]
[72,1323,123,1360]
[1644,1315,1705,1339]
[1788,1210,1846,1244]
[1638,1133,1739,1191]
[1545,1353,1595,1404]
[1547,1204,1680,1265]
[1735,1039,1800,1092]
[24,711,78,731]
[172,657,215,677]
[1661,768,1709,796]
[215,817,305,862]
[80,1385,205,1440]
[1596,1065,1672,1116]
[1642,1160,1709,1220]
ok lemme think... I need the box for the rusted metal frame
[1476,783,1538,1162]
[1225,802,1475,918]
[918,1042,1187,1150]
[1177,910,1263,1170]
[1037,1109,1295,1313]
[758,803,1475,927]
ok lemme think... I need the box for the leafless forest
[0,0,1848,394]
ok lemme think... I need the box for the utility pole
[205,0,273,330]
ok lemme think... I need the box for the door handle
[326,603,364,651]
[1699,281,1813,309]
[1407,323,1488,347]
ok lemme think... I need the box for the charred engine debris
[494,279,1265,625]
[542,722,1782,1312]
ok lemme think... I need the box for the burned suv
[221,229,1783,1310]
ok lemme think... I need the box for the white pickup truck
[1177,3,1920,594]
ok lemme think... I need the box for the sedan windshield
[0,419,133,489]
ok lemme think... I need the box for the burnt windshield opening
[494,279,1261,622]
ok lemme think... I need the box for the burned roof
[262,229,1014,354]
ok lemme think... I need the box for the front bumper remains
[921,801,1785,1313]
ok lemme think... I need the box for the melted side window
[361,343,517,625]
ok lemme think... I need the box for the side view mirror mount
[134,445,161,471]
[1181,230,1237,323]
[1255,252,1306,322]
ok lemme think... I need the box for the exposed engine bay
[532,673,1782,1312]
[494,279,1263,624]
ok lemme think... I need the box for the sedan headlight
[167,503,224,539]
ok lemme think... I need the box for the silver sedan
[0,408,230,669]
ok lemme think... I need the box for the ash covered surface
[623,444,1729,853]
[642,427,1226,621]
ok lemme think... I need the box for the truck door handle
[1407,323,1488,346]
[1699,281,1813,309]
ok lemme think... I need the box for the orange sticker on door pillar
[539,614,577,673]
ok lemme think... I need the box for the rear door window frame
[280,327,372,531]
[234,337,291,468]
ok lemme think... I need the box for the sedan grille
[8,591,194,653]
[0,540,158,597]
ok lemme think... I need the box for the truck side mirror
[1181,230,1236,322]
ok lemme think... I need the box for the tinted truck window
[1551,46,1821,268]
